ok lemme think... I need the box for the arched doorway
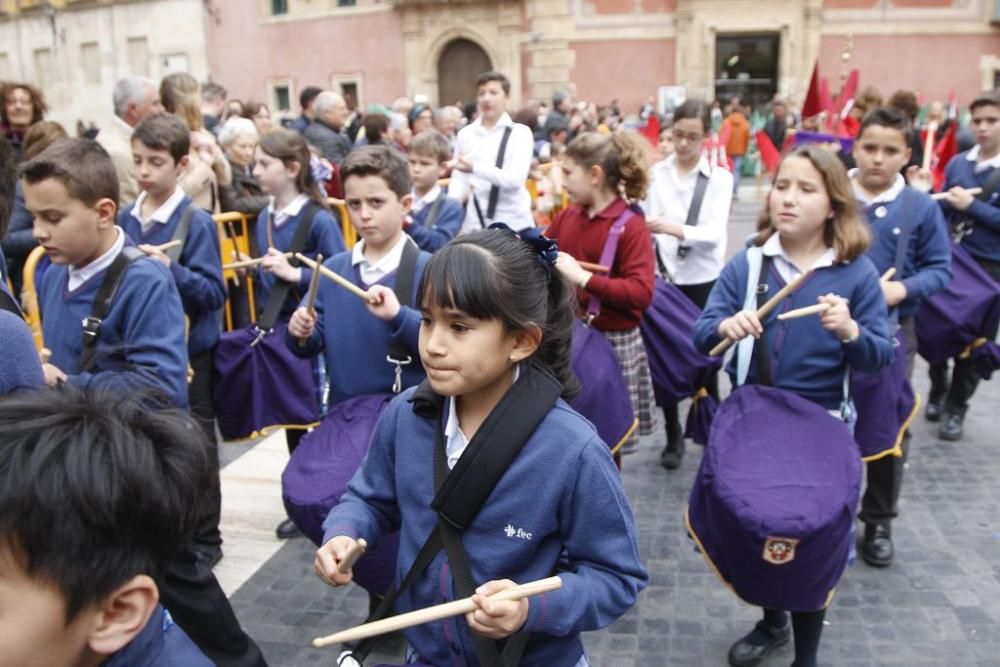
[437,38,492,108]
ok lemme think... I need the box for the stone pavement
[219,188,1000,666]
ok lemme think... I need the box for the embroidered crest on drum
[763,537,800,565]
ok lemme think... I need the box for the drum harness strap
[386,238,420,393]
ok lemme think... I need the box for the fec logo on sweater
[504,524,533,541]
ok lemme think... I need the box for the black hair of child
[0,385,212,620]
[858,106,913,148]
[132,112,192,164]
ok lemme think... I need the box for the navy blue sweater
[860,187,951,318]
[105,605,213,667]
[406,193,465,252]
[39,245,190,408]
[694,249,894,410]
[940,151,1000,262]
[118,196,226,355]
[254,203,345,320]
[286,249,429,405]
[324,388,648,667]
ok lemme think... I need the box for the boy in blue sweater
[20,138,189,408]
[287,145,429,402]
[0,385,213,667]
[849,107,952,567]
[405,129,464,252]
[118,113,226,438]
[931,90,1000,440]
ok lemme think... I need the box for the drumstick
[294,253,369,301]
[881,267,896,282]
[39,348,52,364]
[336,538,367,574]
[777,303,832,321]
[222,252,294,270]
[312,576,563,648]
[152,239,183,252]
[299,253,324,348]
[931,187,981,200]
[579,260,610,273]
[709,269,814,357]
[921,122,937,171]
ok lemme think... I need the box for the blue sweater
[39,246,190,408]
[286,249,429,405]
[105,605,213,667]
[406,193,465,252]
[860,187,951,318]
[693,249,894,410]
[254,203,345,320]
[118,196,226,355]
[940,151,1000,262]
[323,389,648,667]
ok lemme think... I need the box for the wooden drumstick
[312,575,563,648]
[880,267,896,282]
[222,252,294,270]
[39,348,52,364]
[153,239,183,252]
[931,187,981,200]
[294,253,369,301]
[579,260,611,273]
[709,269,814,357]
[299,253,324,348]
[921,122,937,171]
[336,538,367,574]
[777,303,832,321]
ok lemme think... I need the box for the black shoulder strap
[166,206,196,263]
[423,191,447,229]
[0,289,22,317]
[79,246,145,371]
[386,239,420,377]
[754,255,773,387]
[257,202,321,331]
[977,165,1000,203]
[677,170,711,259]
[474,125,515,228]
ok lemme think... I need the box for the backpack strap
[954,165,1000,242]
[386,238,421,393]
[585,207,633,322]
[256,202,320,332]
[165,205,196,264]
[0,289,22,318]
[677,170,710,260]
[423,191,447,229]
[473,126,514,228]
[79,245,145,372]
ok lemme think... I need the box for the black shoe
[938,413,964,441]
[276,517,302,540]
[862,523,893,568]
[727,620,791,667]
[659,424,685,470]
[924,397,945,422]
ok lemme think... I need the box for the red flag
[640,113,661,148]
[755,130,781,174]
[836,69,859,119]
[932,123,957,192]
[801,62,824,119]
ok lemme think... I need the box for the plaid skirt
[603,327,656,454]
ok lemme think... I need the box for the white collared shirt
[410,184,441,215]
[448,112,535,232]
[761,233,837,284]
[267,193,310,229]
[849,169,906,206]
[443,365,520,470]
[130,186,186,234]
[966,144,1000,173]
[351,233,409,286]
[642,154,733,285]
[68,227,126,292]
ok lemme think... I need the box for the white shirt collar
[68,227,126,292]
[761,233,837,283]
[966,145,1000,172]
[411,184,441,213]
[848,169,906,206]
[472,112,513,134]
[267,193,310,228]
[351,233,409,284]
[661,153,712,179]
[444,365,521,469]
[130,186,186,232]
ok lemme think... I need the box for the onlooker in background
[290,86,323,134]
[222,99,244,123]
[764,96,790,153]
[241,100,273,136]
[540,89,573,141]
[201,81,228,135]
[388,111,412,153]
[98,76,164,205]
[433,105,461,144]
[361,112,390,147]
[408,103,433,135]
[722,97,750,197]
[304,91,351,165]
[218,117,269,215]
[1,82,47,159]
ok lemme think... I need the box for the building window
[33,48,52,88]
[271,0,288,15]
[995,69,1000,90]
[81,42,101,85]
[127,37,150,77]
[0,53,10,81]
[273,84,291,112]
[338,0,357,6]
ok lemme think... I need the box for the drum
[282,393,398,596]
[851,328,919,461]
[569,320,636,453]
[687,385,862,612]
[212,323,319,441]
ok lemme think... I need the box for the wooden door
[437,39,493,108]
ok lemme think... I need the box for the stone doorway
[437,38,493,108]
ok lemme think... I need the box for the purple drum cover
[688,385,861,612]
[282,393,398,596]
[851,328,917,460]
[641,279,722,406]
[570,320,636,451]
[684,393,719,446]
[917,242,1000,372]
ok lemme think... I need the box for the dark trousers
[188,349,222,554]
[663,280,720,435]
[928,255,1000,416]
[859,316,916,527]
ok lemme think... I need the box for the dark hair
[241,99,269,121]
[363,112,390,145]
[341,145,411,199]
[565,131,650,201]
[300,86,323,110]
[857,106,912,147]
[200,81,227,104]
[512,106,538,132]
[887,89,919,122]
[0,385,211,620]
[408,103,430,130]
[410,129,451,163]
[0,82,48,127]
[0,137,14,240]
[970,89,1000,114]
[476,71,511,97]
[20,138,119,207]
[131,113,190,163]
[257,128,329,210]
[418,230,580,400]
[672,98,711,134]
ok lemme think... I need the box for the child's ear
[509,324,542,363]
[87,574,159,656]
[587,164,605,187]
[95,198,117,228]
[285,160,302,180]
[437,162,449,178]
[177,154,190,171]
[399,192,413,216]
